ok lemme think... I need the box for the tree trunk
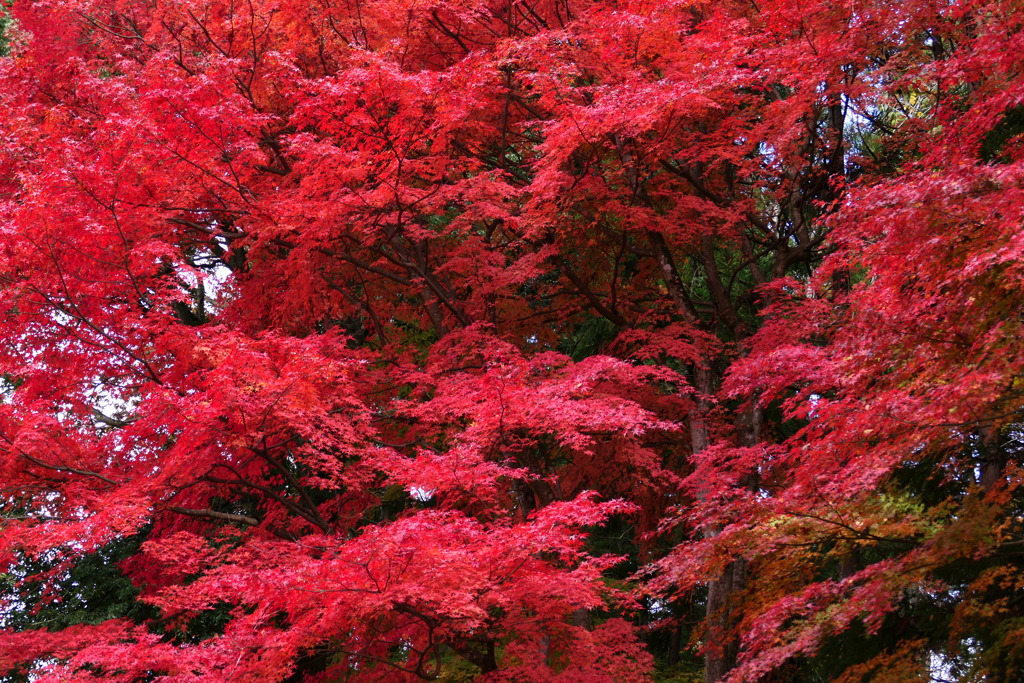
[704,404,761,682]
[705,558,748,682]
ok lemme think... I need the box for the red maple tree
[0,0,1022,680]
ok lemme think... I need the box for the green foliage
[0,3,11,58]
[980,106,1024,163]
[653,662,704,683]
[559,316,619,361]
[3,532,156,632]
[437,650,483,682]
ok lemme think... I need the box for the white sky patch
[409,486,435,502]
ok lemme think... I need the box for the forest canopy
[0,0,1023,680]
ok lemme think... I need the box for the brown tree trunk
[704,403,761,682]
[705,558,748,682]
[978,423,1006,490]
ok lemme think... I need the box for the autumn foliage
[0,0,1023,680]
